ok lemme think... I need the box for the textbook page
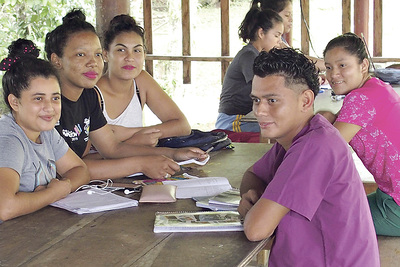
[162,177,232,199]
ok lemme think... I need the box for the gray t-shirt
[218,44,259,115]
[0,113,69,192]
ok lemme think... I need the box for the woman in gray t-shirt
[0,39,90,221]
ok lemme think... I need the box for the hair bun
[0,38,39,71]
[8,38,40,58]
[62,8,86,25]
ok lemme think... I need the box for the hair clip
[0,56,19,71]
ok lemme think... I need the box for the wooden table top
[0,143,272,267]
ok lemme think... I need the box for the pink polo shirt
[253,115,379,267]
[337,77,400,205]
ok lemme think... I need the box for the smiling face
[279,2,293,34]
[52,31,104,97]
[251,74,313,150]
[324,46,370,95]
[9,76,61,142]
[104,31,145,80]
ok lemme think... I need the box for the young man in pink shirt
[238,48,379,266]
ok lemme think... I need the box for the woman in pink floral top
[321,32,400,236]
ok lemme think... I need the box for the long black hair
[102,14,146,52]
[238,7,283,43]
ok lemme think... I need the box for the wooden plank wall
[142,0,398,84]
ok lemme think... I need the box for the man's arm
[238,165,290,242]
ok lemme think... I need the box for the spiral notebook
[153,210,243,233]
[50,188,138,214]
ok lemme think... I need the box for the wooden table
[0,143,272,267]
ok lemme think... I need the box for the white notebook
[50,188,138,214]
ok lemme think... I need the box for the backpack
[157,130,232,152]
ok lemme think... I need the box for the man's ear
[50,53,62,69]
[300,89,315,112]
[8,94,20,112]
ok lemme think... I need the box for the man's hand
[238,189,261,218]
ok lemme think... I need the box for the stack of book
[195,188,240,211]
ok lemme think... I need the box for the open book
[153,210,243,233]
[162,177,232,199]
[195,188,240,211]
[50,188,138,214]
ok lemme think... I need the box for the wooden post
[373,0,382,57]
[354,0,369,40]
[220,0,229,84]
[182,0,191,84]
[95,0,130,35]
[300,0,309,55]
[342,0,351,33]
[143,0,154,76]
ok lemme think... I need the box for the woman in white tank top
[96,15,191,147]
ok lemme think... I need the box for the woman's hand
[171,147,208,162]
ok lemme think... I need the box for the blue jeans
[215,113,260,132]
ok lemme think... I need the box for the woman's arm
[135,70,192,138]
[333,121,362,143]
[0,168,71,221]
[82,154,180,180]
[55,148,90,191]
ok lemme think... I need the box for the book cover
[208,188,240,206]
[153,210,243,233]
[162,177,232,199]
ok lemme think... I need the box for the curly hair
[2,39,59,111]
[45,9,96,60]
[253,48,320,97]
[102,14,146,51]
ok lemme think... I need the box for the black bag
[157,130,232,152]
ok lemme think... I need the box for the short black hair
[253,48,320,97]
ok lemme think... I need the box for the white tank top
[96,80,143,127]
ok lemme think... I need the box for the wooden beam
[300,0,309,55]
[354,0,369,40]
[373,0,382,56]
[342,0,351,33]
[220,0,229,84]
[146,55,234,62]
[95,0,129,34]
[143,0,153,76]
[182,0,191,84]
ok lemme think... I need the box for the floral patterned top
[337,77,400,204]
